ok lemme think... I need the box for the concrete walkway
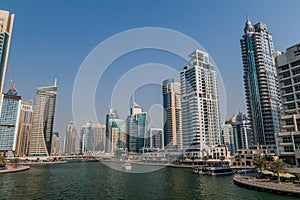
[233,175,300,197]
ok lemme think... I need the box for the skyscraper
[64,121,76,154]
[147,128,164,149]
[162,79,182,149]
[106,108,126,153]
[28,80,57,156]
[180,49,221,158]
[80,120,106,153]
[80,120,93,153]
[221,122,235,155]
[0,10,14,96]
[126,101,147,153]
[229,112,252,153]
[51,132,60,155]
[0,90,21,155]
[240,19,281,146]
[15,100,33,157]
[93,123,106,152]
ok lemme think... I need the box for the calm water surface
[0,162,299,200]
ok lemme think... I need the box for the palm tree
[0,155,6,168]
[10,158,20,168]
[270,159,285,183]
[252,157,265,176]
[263,155,274,170]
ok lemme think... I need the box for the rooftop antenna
[54,78,57,87]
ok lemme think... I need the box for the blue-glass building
[106,109,126,153]
[0,90,21,152]
[126,102,147,153]
[240,19,281,146]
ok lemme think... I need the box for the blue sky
[1,0,300,139]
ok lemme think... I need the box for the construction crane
[7,63,17,94]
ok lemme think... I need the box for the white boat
[122,162,132,170]
[204,166,235,175]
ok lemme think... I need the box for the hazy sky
[1,0,300,140]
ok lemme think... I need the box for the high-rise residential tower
[275,43,300,165]
[93,123,106,152]
[240,19,281,146]
[15,100,33,157]
[64,121,76,154]
[0,10,14,96]
[80,120,93,153]
[51,132,60,155]
[221,122,235,155]
[126,101,147,153]
[162,79,182,149]
[28,80,57,156]
[0,90,21,155]
[180,49,221,158]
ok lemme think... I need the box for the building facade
[28,81,57,156]
[15,100,33,157]
[0,91,21,155]
[221,122,235,155]
[0,10,14,96]
[240,19,281,146]
[275,43,300,166]
[147,128,164,149]
[51,132,60,155]
[106,108,126,153]
[126,102,147,153]
[92,123,106,152]
[80,120,93,153]
[64,121,76,154]
[229,112,252,153]
[180,49,221,158]
[162,79,182,149]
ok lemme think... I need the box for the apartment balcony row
[276,131,300,137]
[278,142,294,146]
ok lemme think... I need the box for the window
[284,146,294,152]
[286,118,294,125]
[291,60,300,68]
[287,104,296,110]
[283,136,292,143]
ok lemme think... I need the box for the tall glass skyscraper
[162,79,182,149]
[0,90,21,154]
[106,108,126,153]
[0,10,14,96]
[240,19,281,146]
[126,101,147,153]
[28,81,57,156]
[64,121,76,154]
[80,120,93,153]
[180,49,220,158]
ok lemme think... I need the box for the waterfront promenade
[0,165,30,174]
[233,175,300,197]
